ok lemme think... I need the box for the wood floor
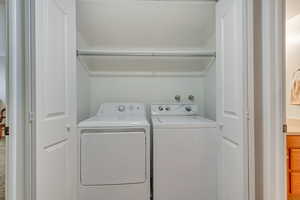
[0,139,5,200]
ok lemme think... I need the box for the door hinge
[283,124,288,133]
[245,112,250,120]
[28,112,34,123]
[4,126,9,136]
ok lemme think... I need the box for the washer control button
[165,106,171,111]
[118,105,126,112]
[158,106,164,111]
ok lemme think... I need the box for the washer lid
[78,115,149,128]
[152,115,217,129]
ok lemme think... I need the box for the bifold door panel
[216,0,246,199]
[81,131,146,186]
[35,0,76,199]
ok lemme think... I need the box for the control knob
[185,106,192,112]
[118,105,126,112]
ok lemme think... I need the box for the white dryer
[78,103,150,200]
[151,104,218,200]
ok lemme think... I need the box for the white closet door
[216,0,248,200]
[35,0,76,200]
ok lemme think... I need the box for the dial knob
[185,106,192,112]
[158,106,164,111]
[118,105,126,112]
[175,95,181,102]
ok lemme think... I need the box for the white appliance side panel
[153,128,218,200]
[77,60,90,122]
[81,131,146,185]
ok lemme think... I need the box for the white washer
[78,103,150,200]
[151,104,218,200]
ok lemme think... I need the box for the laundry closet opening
[33,0,249,199]
[76,0,217,121]
[76,1,218,200]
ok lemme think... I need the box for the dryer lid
[78,103,149,128]
[78,115,149,128]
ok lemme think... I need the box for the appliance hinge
[283,124,288,133]
[28,112,35,123]
[4,126,9,136]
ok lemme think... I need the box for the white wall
[76,69,216,119]
[0,58,5,103]
[0,3,6,103]
[77,60,90,121]
[76,1,216,119]
[78,1,215,49]
[204,62,216,120]
[286,14,300,119]
[77,1,216,74]
[203,33,216,120]
[287,0,300,20]
[0,3,5,55]
[77,32,91,121]
[88,76,205,116]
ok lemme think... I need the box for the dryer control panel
[97,103,146,115]
[151,104,199,116]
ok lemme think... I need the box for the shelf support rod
[77,49,216,57]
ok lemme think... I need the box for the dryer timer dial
[118,105,126,112]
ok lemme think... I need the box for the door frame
[260,0,286,200]
[246,0,256,199]
[24,0,35,200]
[6,0,28,200]
[5,0,35,199]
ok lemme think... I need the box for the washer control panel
[151,104,198,115]
[97,103,145,115]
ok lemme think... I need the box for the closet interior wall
[76,0,217,120]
